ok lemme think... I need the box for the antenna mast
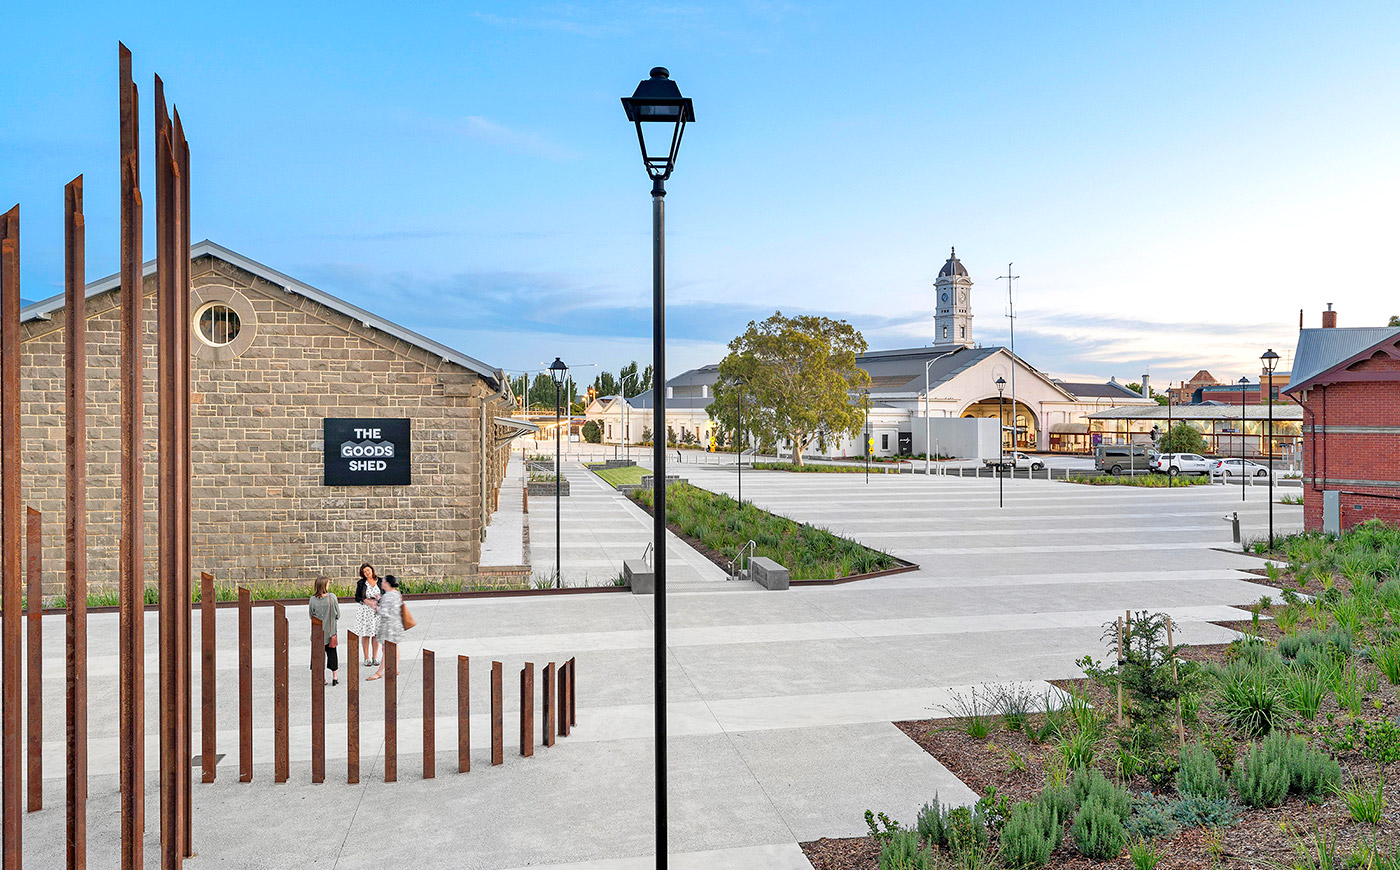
[998,263,1020,451]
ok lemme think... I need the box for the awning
[1050,422,1089,434]
[494,416,540,444]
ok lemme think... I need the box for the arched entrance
[962,399,1038,450]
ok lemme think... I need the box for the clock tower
[934,247,973,348]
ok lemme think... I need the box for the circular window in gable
[196,302,242,347]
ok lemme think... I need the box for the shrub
[878,831,931,870]
[1280,666,1328,721]
[915,796,949,847]
[1071,797,1126,860]
[1334,776,1385,825]
[1215,662,1287,737]
[1070,769,1129,821]
[1231,742,1290,807]
[1036,780,1077,825]
[1252,732,1340,801]
[1123,793,1178,840]
[1177,743,1229,800]
[945,805,988,862]
[1057,728,1098,771]
[1168,794,1241,828]
[866,810,905,842]
[999,802,1057,869]
[1128,838,1162,870]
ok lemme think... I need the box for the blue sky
[4,1,1400,387]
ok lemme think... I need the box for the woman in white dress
[353,562,382,667]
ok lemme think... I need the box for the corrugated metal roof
[1286,327,1400,394]
[1055,381,1145,400]
[18,240,507,391]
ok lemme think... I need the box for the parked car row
[983,451,1046,471]
[1093,445,1273,477]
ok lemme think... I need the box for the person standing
[368,575,404,682]
[354,562,381,667]
[308,575,342,686]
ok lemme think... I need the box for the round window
[196,302,241,347]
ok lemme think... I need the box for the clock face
[959,290,967,304]
[940,292,949,304]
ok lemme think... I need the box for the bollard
[520,663,534,758]
[385,642,398,782]
[274,603,288,783]
[238,588,252,782]
[491,662,503,766]
[542,663,556,748]
[423,650,435,779]
[568,657,577,728]
[346,631,359,784]
[457,656,470,773]
[200,572,216,784]
[25,507,41,813]
[310,617,325,784]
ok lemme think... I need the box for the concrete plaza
[17,465,1298,868]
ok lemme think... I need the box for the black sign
[323,418,411,486]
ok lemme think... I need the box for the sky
[4,1,1400,389]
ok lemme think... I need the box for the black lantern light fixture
[622,66,694,870]
[1261,349,1280,548]
[549,357,569,588]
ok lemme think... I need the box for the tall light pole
[924,350,955,476]
[996,376,1006,508]
[1238,376,1249,502]
[1165,382,1173,488]
[863,388,871,484]
[623,66,693,870]
[621,370,642,463]
[1262,349,1279,548]
[733,374,747,505]
[998,264,1020,450]
[549,357,568,588]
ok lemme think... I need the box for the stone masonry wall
[19,254,509,594]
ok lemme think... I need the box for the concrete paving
[15,465,1300,868]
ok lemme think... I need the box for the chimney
[1322,303,1337,329]
[1140,374,1151,400]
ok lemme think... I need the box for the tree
[1158,421,1208,455]
[1390,315,1400,327]
[581,419,602,443]
[710,311,871,466]
[666,425,677,446]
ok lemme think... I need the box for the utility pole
[998,263,1020,453]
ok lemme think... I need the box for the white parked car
[1150,453,1213,476]
[984,451,1046,471]
[1212,458,1271,478]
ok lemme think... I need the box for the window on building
[942,326,948,339]
[195,302,241,347]
[960,326,966,338]
[881,433,889,450]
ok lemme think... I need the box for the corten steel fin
[200,573,215,783]
[2,202,23,870]
[117,42,146,870]
[491,662,503,766]
[568,657,577,728]
[542,663,556,748]
[237,588,251,782]
[26,507,41,813]
[154,73,184,870]
[456,656,469,773]
[65,174,88,870]
[384,643,398,783]
[557,663,568,738]
[520,663,534,758]
[310,617,325,784]
[273,604,288,784]
[422,650,435,779]
[346,632,359,784]
[173,109,193,860]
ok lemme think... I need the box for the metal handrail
[728,540,757,580]
[642,542,654,569]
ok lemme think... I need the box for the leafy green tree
[710,311,870,466]
[1390,315,1400,327]
[1158,421,1208,455]
[581,419,602,443]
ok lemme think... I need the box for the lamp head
[1261,348,1280,373]
[549,357,569,385]
[995,376,1006,395]
[621,67,695,182]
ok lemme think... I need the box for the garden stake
[1167,618,1183,747]
[1116,616,1124,726]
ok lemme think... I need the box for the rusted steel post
[64,174,89,869]
[25,507,42,813]
[117,43,146,870]
[273,603,288,784]
[568,657,577,728]
[491,662,503,766]
[173,111,193,861]
[384,642,397,783]
[456,656,469,773]
[2,202,22,870]
[310,617,325,784]
[155,74,185,868]
[557,663,568,738]
[237,588,251,782]
[542,663,556,748]
[200,573,215,783]
[422,650,435,779]
[520,663,534,758]
[346,632,359,784]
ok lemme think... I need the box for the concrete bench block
[749,557,790,591]
[640,475,684,489]
[624,559,654,594]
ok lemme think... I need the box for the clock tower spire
[934,247,974,348]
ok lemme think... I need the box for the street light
[623,66,693,870]
[996,376,1006,508]
[1262,349,1280,548]
[862,388,871,484]
[1238,376,1249,503]
[732,374,747,505]
[620,371,642,463]
[923,350,955,476]
[549,357,569,588]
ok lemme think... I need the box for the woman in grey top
[368,574,403,681]
[307,575,342,686]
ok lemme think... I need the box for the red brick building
[1285,311,1400,533]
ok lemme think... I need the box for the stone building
[1285,308,1400,533]
[18,241,520,592]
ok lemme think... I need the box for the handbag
[401,601,416,631]
[328,633,338,648]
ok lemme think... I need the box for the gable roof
[19,240,506,391]
[856,345,1081,400]
[1054,381,1147,400]
[1286,326,1400,396]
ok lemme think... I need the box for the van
[1094,444,1154,475]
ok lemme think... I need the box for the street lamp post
[733,375,746,505]
[622,66,693,870]
[549,357,568,588]
[863,388,871,484]
[1262,349,1279,548]
[621,371,642,464]
[923,350,954,476]
[996,376,1006,508]
[1238,376,1249,502]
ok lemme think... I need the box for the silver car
[1212,458,1270,478]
